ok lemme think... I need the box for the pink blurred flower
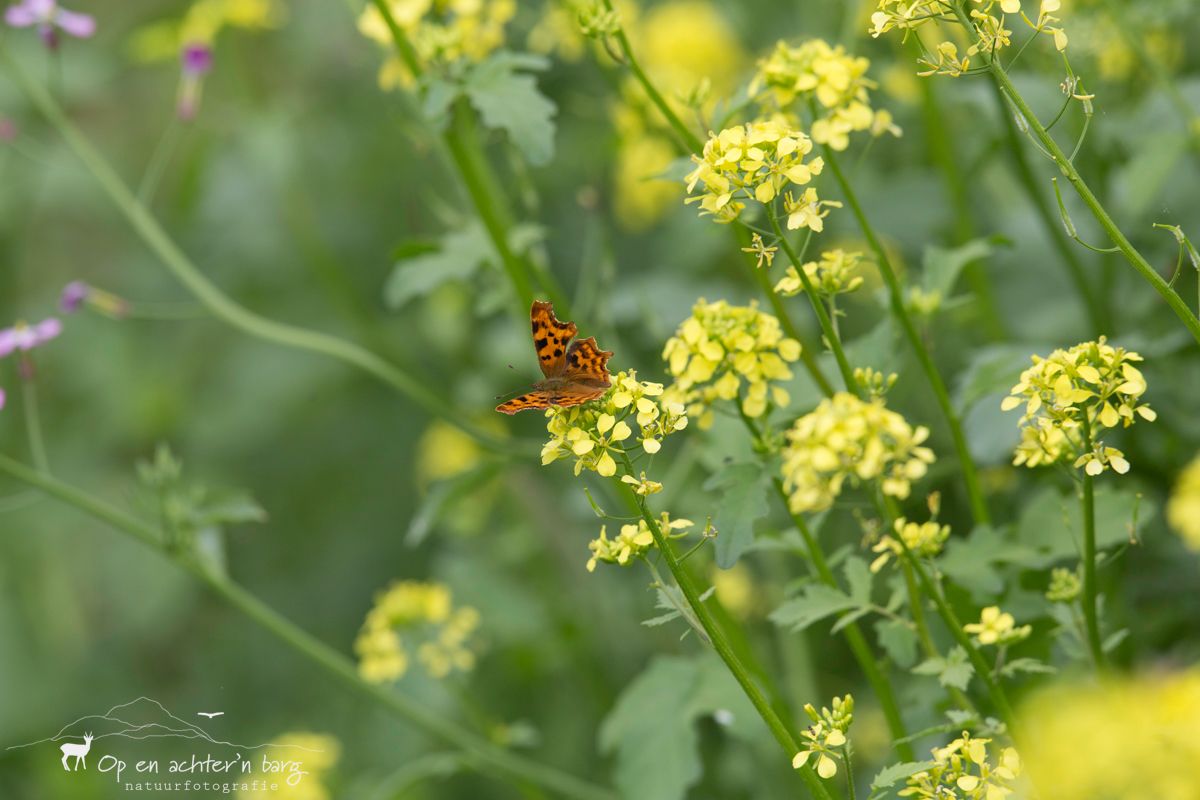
[0,387,5,410]
[0,317,62,358]
[60,280,89,313]
[177,43,214,121]
[5,0,95,48]
[0,118,16,142]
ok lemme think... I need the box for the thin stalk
[0,453,617,800]
[986,79,1106,333]
[954,2,1200,346]
[615,473,839,799]
[1078,419,1106,668]
[842,745,857,800]
[822,147,991,525]
[137,114,183,205]
[0,41,507,452]
[769,212,857,392]
[774,480,916,762]
[20,371,50,474]
[900,558,974,713]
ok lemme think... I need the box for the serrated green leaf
[704,461,769,568]
[870,760,938,791]
[921,238,999,298]
[844,555,873,605]
[875,618,919,668]
[998,657,1057,678]
[464,51,556,166]
[913,646,974,691]
[385,222,491,308]
[769,583,858,632]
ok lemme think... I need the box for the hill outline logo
[7,696,323,793]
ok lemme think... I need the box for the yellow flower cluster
[791,695,853,779]
[586,513,692,571]
[354,581,480,683]
[662,299,802,427]
[901,733,1021,800]
[128,0,284,62]
[870,0,1068,78]
[869,516,950,573]
[1168,454,1200,551]
[963,606,1031,646]
[774,249,865,297]
[751,40,896,151]
[1019,671,1200,800]
[684,120,826,225]
[541,370,688,477]
[237,732,340,800]
[781,393,935,513]
[1045,567,1080,603]
[358,0,515,88]
[1001,337,1155,476]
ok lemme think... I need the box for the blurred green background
[2,0,1200,797]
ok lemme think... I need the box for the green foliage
[912,646,974,691]
[704,460,770,568]
[464,52,557,166]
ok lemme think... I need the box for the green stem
[842,745,856,800]
[137,113,183,206]
[1078,420,1106,669]
[986,79,1106,333]
[955,3,1200,346]
[774,480,916,762]
[822,147,991,526]
[0,453,617,800]
[900,559,974,712]
[20,369,50,474]
[0,41,506,452]
[769,212,857,392]
[615,477,838,800]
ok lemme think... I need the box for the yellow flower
[683,120,826,224]
[751,39,890,151]
[870,516,950,572]
[1019,671,1200,800]
[237,732,340,800]
[1167,453,1200,551]
[742,232,779,269]
[901,732,1020,800]
[1001,337,1154,475]
[774,249,865,297]
[127,0,285,63]
[963,606,1031,646]
[621,472,664,496]
[711,562,759,620]
[781,393,934,513]
[663,299,801,427]
[585,513,691,571]
[783,187,842,232]
[354,581,480,683]
[792,695,854,780]
[541,370,688,475]
[416,419,488,486]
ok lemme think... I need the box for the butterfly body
[497,301,613,415]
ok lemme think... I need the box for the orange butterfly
[496,301,614,415]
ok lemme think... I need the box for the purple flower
[0,118,15,143]
[5,0,96,48]
[0,317,62,358]
[181,43,213,77]
[60,280,89,313]
[0,387,5,411]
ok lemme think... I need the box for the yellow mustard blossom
[416,419,484,486]
[621,472,663,496]
[662,299,802,427]
[354,581,480,683]
[1019,670,1200,800]
[612,134,681,230]
[742,232,779,269]
[783,187,842,232]
[586,513,692,571]
[792,695,854,779]
[711,562,760,620]
[781,393,934,513]
[774,249,865,297]
[1167,453,1200,551]
[1045,567,1081,603]
[684,120,826,224]
[127,0,284,62]
[751,39,897,151]
[358,0,516,89]
[901,732,1021,800]
[963,606,1031,646]
[1001,337,1155,476]
[870,516,950,572]
[237,732,340,800]
[541,370,688,476]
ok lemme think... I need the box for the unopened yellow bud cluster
[870,516,950,573]
[774,249,866,298]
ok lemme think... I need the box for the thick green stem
[954,3,1200,346]
[822,148,991,526]
[986,80,1106,333]
[0,453,617,800]
[774,480,916,762]
[769,213,857,392]
[0,41,506,452]
[1078,421,1106,669]
[617,479,838,800]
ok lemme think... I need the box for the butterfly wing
[496,390,556,415]
[552,383,610,409]
[563,336,614,387]
[531,300,577,379]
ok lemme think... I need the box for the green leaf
[912,646,974,691]
[704,461,769,568]
[870,760,937,792]
[1113,130,1188,219]
[954,345,1032,412]
[599,655,758,800]
[385,222,492,308]
[844,555,873,605]
[464,51,556,166]
[998,657,1057,678]
[875,618,919,668]
[770,583,858,632]
[1014,485,1152,567]
[921,237,1000,298]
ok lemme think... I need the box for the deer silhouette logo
[60,733,94,771]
